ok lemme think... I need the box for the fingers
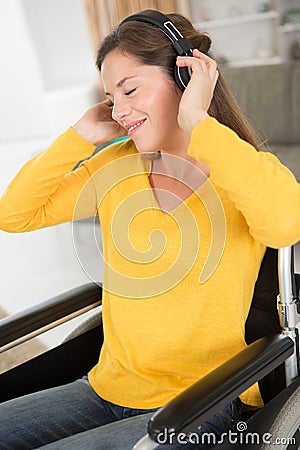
[176,49,219,83]
[192,49,217,68]
[193,49,218,80]
[102,98,114,108]
[176,49,219,133]
[176,53,206,75]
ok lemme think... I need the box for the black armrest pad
[0,282,102,348]
[148,334,294,442]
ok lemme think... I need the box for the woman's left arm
[177,50,300,248]
[188,118,300,248]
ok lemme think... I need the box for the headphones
[120,9,193,91]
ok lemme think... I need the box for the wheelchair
[0,245,299,449]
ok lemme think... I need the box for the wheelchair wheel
[62,308,102,343]
[260,385,300,449]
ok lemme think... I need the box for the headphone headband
[120,10,193,56]
[119,9,193,91]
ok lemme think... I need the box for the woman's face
[101,49,189,154]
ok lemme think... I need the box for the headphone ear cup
[174,65,191,91]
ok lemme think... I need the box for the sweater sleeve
[188,118,300,248]
[0,127,98,232]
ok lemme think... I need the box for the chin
[133,139,161,158]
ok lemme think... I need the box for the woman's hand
[72,99,127,144]
[176,49,219,135]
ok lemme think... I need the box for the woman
[0,10,299,450]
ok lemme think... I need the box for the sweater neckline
[143,170,211,216]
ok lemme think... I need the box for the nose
[112,97,131,122]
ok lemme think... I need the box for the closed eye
[125,88,137,96]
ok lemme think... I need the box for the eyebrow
[104,76,136,96]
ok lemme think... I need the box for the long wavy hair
[96,13,261,151]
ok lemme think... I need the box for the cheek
[147,90,181,128]
[160,97,181,130]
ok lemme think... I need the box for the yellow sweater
[0,118,299,409]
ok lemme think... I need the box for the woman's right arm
[0,100,126,232]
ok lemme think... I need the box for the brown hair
[96,13,261,150]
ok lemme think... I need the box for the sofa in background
[223,61,300,181]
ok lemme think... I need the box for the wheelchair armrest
[296,274,300,313]
[146,334,294,443]
[0,282,102,350]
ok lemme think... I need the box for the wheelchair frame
[0,246,299,449]
[134,246,300,449]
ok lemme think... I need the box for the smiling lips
[125,119,146,135]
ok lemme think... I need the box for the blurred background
[0,0,299,370]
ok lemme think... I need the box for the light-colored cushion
[222,62,300,145]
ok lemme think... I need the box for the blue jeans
[0,377,244,449]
